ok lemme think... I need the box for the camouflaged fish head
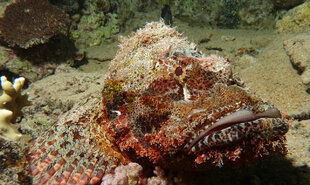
[27,22,289,184]
[101,21,289,169]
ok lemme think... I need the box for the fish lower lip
[186,108,281,152]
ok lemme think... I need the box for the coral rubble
[0,0,66,48]
[0,76,30,140]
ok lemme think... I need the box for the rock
[221,35,235,42]
[272,0,305,9]
[276,2,310,33]
[283,34,310,86]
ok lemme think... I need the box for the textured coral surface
[27,22,289,184]
[0,0,66,48]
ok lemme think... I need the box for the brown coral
[0,0,66,48]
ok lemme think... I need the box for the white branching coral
[0,76,30,140]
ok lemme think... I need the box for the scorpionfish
[27,21,289,184]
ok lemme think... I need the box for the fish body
[27,21,289,184]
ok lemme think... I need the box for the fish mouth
[186,108,286,153]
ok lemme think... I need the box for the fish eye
[175,66,183,76]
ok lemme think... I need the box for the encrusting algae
[26,21,289,184]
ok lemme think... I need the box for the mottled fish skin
[27,21,289,184]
